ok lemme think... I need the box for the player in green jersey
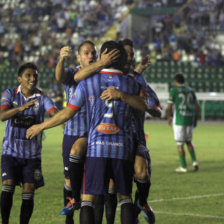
[167,73,200,173]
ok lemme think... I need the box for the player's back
[171,85,196,125]
[83,69,141,160]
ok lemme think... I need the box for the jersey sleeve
[43,94,58,115]
[0,89,12,109]
[67,81,85,111]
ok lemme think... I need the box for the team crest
[33,101,40,112]
[108,75,113,81]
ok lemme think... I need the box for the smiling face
[18,68,38,93]
[77,43,97,68]
[123,44,135,73]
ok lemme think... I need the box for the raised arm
[55,46,72,83]
[134,55,150,74]
[0,99,37,122]
[74,49,120,82]
[26,107,77,139]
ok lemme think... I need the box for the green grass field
[0,121,224,224]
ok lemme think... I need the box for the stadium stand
[0,0,224,120]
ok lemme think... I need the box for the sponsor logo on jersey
[96,123,120,134]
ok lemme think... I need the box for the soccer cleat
[192,161,199,171]
[175,167,187,173]
[137,200,155,224]
[60,197,80,215]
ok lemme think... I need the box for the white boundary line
[155,211,224,220]
[150,193,224,203]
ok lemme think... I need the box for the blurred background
[0,0,224,120]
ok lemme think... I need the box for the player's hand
[18,99,37,112]
[100,49,120,67]
[135,55,150,74]
[26,124,43,139]
[100,87,121,101]
[59,46,72,60]
[140,55,151,69]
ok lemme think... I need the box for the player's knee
[70,138,87,157]
[23,183,35,194]
[2,179,14,186]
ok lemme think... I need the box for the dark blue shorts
[62,135,79,178]
[136,144,151,178]
[82,157,133,196]
[1,155,44,188]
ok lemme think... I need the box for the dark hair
[100,41,127,71]
[18,62,38,77]
[119,38,133,47]
[174,73,185,84]
[78,40,95,53]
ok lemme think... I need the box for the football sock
[135,179,150,206]
[120,198,134,224]
[64,184,74,224]
[20,193,34,224]
[69,154,84,202]
[105,192,117,224]
[179,155,187,168]
[189,148,197,162]
[1,185,15,224]
[94,195,104,224]
[80,201,95,224]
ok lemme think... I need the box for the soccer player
[0,63,57,224]
[55,41,120,223]
[100,38,161,224]
[26,41,150,224]
[167,73,200,173]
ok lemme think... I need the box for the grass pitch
[0,121,224,224]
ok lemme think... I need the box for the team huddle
[0,39,199,224]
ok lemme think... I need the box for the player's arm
[26,107,77,139]
[140,91,161,117]
[166,103,173,126]
[0,99,37,122]
[55,46,72,83]
[100,87,149,112]
[74,49,120,82]
[194,100,200,127]
[134,55,150,74]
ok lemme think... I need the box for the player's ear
[17,76,22,84]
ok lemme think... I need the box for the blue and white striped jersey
[132,72,161,146]
[68,68,141,161]
[62,67,87,137]
[0,86,57,159]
